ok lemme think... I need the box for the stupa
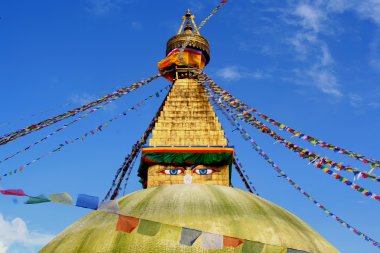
[40,10,339,253]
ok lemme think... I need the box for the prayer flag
[25,194,50,204]
[76,194,99,210]
[287,249,309,253]
[263,244,286,253]
[116,215,139,233]
[159,224,181,242]
[49,192,74,205]
[98,200,119,214]
[137,219,161,236]
[0,189,27,196]
[202,232,223,249]
[180,227,201,246]
[223,236,243,248]
[242,240,264,253]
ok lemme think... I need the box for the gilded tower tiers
[138,10,233,188]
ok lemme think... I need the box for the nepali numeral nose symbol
[184,174,192,184]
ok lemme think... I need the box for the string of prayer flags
[233,155,258,195]
[98,200,119,214]
[76,194,99,210]
[116,215,139,233]
[0,85,171,181]
[25,194,50,204]
[0,74,161,146]
[204,74,380,170]
[180,227,202,246]
[223,236,243,248]
[211,96,380,248]
[209,89,380,202]
[197,0,228,30]
[206,83,380,183]
[0,97,114,165]
[0,189,27,196]
[108,89,172,200]
[137,219,161,236]
[49,192,74,205]
[2,187,378,250]
[202,232,223,250]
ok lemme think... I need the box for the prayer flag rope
[0,74,161,146]
[108,84,172,200]
[1,188,340,251]
[212,98,259,195]
[0,86,171,181]
[1,96,119,165]
[233,156,258,195]
[207,86,380,202]
[122,156,138,196]
[205,75,380,171]
[208,93,380,248]
[0,101,73,130]
[204,77,380,183]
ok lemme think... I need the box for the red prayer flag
[116,215,139,233]
[223,236,243,248]
[0,189,27,196]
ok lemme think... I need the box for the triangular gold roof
[150,78,227,146]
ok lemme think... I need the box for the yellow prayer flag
[49,192,74,205]
[158,224,181,242]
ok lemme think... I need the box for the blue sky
[0,0,379,252]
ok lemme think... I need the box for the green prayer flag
[242,240,265,253]
[137,219,161,236]
[25,194,50,204]
[159,224,181,241]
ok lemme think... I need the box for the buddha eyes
[193,169,215,175]
[161,169,184,175]
[160,168,215,175]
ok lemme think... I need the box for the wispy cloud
[216,66,270,81]
[69,93,117,112]
[69,93,96,106]
[131,21,142,31]
[286,2,343,97]
[86,0,132,16]
[0,214,54,253]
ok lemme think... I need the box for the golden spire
[166,9,210,64]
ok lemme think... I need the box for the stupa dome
[40,184,338,253]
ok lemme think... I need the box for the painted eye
[161,169,184,175]
[193,169,215,175]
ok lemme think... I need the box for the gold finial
[177,9,199,35]
[166,9,211,64]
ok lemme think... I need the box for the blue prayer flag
[76,194,99,210]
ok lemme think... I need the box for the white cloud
[69,93,96,106]
[355,0,380,25]
[86,0,132,16]
[369,33,380,71]
[294,4,325,32]
[348,93,380,109]
[217,67,242,80]
[0,214,54,253]
[131,21,142,31]
[286,3,343,97]
[217,66,270,81]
